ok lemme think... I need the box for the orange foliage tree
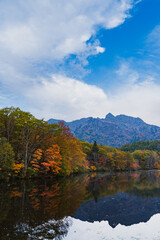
[31,145,62,175]
[154,161,160,169]
[12,163,25,175]
[42,145,62,174]
[31,148,43,173]
[53,121,88,175]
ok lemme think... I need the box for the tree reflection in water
[0,170,160,239]
[14,217,71,240]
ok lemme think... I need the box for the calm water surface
[1,170,160,240]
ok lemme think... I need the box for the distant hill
[48,113,160,147]
[120,140,160,152]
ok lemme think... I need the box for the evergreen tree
[91,141,99,162]
[92,141,99,153]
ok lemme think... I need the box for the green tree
[92,141,99,153]
[0,137,15,178]
[91,141,99,162]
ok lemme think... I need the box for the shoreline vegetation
[0,107,160,180]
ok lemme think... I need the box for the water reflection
[64,214,160,240]
[0,170,160,239]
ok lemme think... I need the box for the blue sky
[0,0,160,125]
[85,0,160,86]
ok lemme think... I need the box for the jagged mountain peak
[48,114,160,147]
[105,113,115,120]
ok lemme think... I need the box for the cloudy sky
[0,0,160,125]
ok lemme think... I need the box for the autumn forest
[0,107,160,179]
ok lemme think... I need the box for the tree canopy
[0,107,160,179]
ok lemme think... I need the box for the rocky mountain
[48,113,160,147]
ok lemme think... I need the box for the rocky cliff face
[48,113,160,147]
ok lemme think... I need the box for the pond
[1,170,160,239]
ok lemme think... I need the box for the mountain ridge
[48,114,160,147]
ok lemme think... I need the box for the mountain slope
[48,113,160,147]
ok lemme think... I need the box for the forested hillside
[120,140,160,152]
[81,141,160,172]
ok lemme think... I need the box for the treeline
[119,140,160,170]
[120,140,160,152]
[0,107,88,178]
[0,107,160,179]
[81,140,160,171]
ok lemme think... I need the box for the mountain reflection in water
[0,170,160,239]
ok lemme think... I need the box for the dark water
[0,170,160,240]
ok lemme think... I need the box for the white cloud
[11,68,159,126]
[107,80,160,126]
[96,46,105,54]
[0,25,37,57]
[25,75,109,121]
[0,0,139,124]
[1,66,160,126]
[147,25,160,51]
[2,0,158,128]
[0,0,133,62]
[116,62,139,84]
[100,61,159,126]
